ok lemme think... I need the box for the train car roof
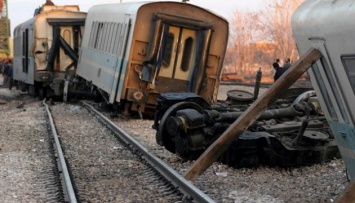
[13,5,86,32]
[40,5,80,12]
[292,0,355,38]
[86,1,228,22]
[292,0,355,125]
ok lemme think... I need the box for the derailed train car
[76,1,228,115]
[13,3,87,97]
[153,83,341,168]
[292,0,355,180]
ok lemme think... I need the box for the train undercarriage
[153,83,341,168]
[15,73,97,102]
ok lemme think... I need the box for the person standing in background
[273,60,289,82]
[272,59,281,82]
[283,58,292,69]
[273,62,281,82]
[3,59,12,88]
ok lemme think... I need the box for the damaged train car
[292,0,355,180]
[13,3,87,97]
[153,82,341,168]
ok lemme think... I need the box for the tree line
[223,0,304,80]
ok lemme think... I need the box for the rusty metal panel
[132,40,148,62]
[127,2,228,104]
[155,76,189,93]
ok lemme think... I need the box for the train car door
[57,25,83,71]
[143,15,213,94]
[159,25,196,81]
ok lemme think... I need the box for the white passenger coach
[76,1,229,115]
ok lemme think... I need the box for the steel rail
[82,101,215,203]
[43,100,77,203]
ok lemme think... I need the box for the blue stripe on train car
[328,120,355,180]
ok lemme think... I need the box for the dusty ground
[0,75,351,202]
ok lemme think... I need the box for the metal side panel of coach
[292,0,355,180]
[76,3,140,104]
[13,19,36,85]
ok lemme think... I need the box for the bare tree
[227,10,260,74]
[257,0,304,64]
[225,0,304,80]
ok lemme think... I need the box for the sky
[7,0,262,36]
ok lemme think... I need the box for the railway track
[0,86,348,203]
[0,96,63,202]
[49,101,214,202]
[1,94,215,202]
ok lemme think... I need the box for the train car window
[103,22,111,52]
[94,22,103,49]
[100,23,106,51]
[156,25,197,80]
[92,22,98,48]
[22,31,25,70]
[104,23,109,51]
[63,29,71,46]
[117,22,128,56]
[99,23,107,51]
[341,55,355,95]
[110,23,118,54]
[22,29,29,73]
[109,23,114,53]
[181,37,194,72]
[88,22,93,47]
[106,23,114,54]
[311,61,338,120]
[113,23,122,55]
[162,33,174,68]
[98,22,105,50]
[89,22,97,48]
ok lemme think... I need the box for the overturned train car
[292,0,355,180]
[76,1,228,115]
[153,83,341,168]
[13,4,87,97]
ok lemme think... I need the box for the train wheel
[156,101,204,153]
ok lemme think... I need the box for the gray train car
[13,4,86,96]
[76,1,229,115]
[292,0,355,180]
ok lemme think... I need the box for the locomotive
[153,81,341,168]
